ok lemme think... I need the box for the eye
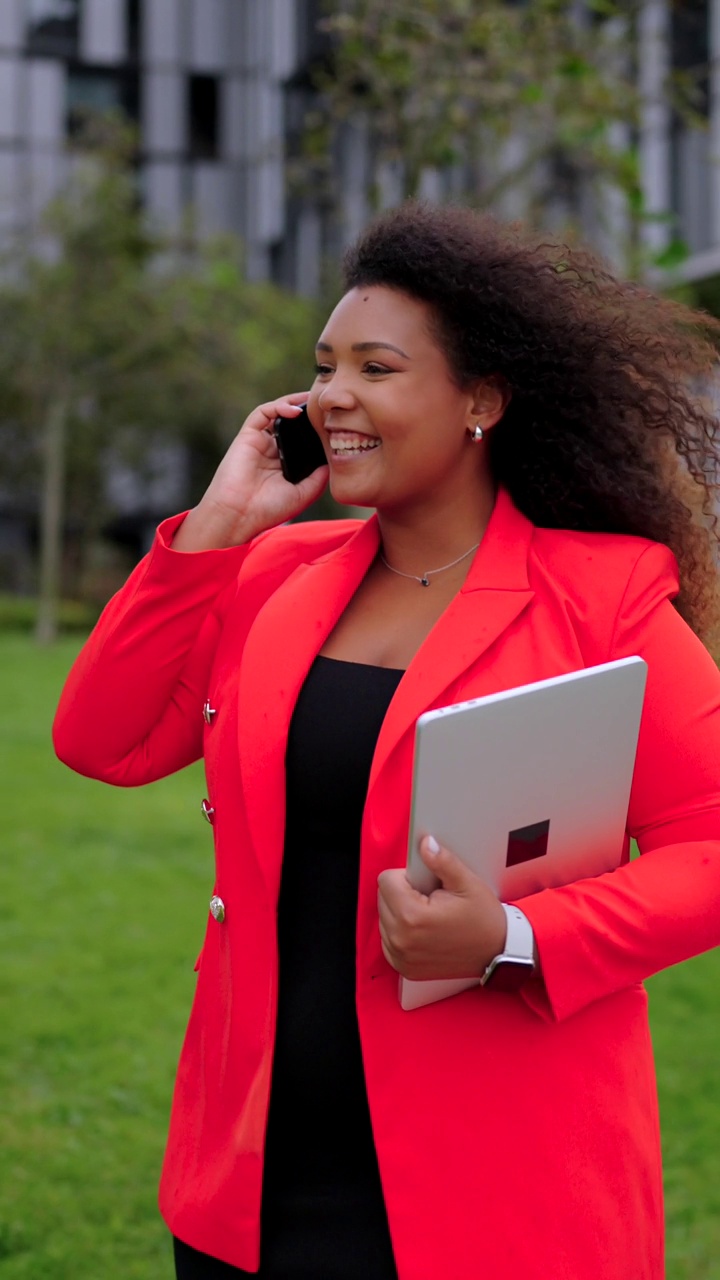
[314,363,334,377]
[364,362,392,376]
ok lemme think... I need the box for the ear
[466,376,511,433]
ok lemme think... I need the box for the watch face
[481,955,535,992]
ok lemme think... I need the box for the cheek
[396,420,466,466]
[393,387,467,442]
[306,387,323,424]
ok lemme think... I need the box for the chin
[328,478,379,509]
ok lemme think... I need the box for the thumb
[292,462,329,510]
[419,835,471,894]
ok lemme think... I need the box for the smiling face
[307,286,501,515]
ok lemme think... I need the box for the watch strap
[501,903,535,962]
[480,904,536,990]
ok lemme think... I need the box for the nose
[317,371,357,413]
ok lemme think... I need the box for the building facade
[1,0,719,591]
[1,1,720,289]
[0,0,335,292]
[641,0,720,282]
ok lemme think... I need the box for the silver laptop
[400,656,647,1011]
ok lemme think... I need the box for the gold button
[209,895,225,923]
[201,799,215,824]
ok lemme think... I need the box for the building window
[66,69,139,137]
[127,0,141,60]
[26,0,80,57]
[297,0,334,67]
[672,0,709,118]
[188,75,219,160]
[670,0,711,254]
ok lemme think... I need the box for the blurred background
[1,3,719,1278]
[0,0,719,637]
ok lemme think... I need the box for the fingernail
[426,835,440,856]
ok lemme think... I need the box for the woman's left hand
[377,837,508,981]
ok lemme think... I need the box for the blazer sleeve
[517,543,720,1023]
[52,512,256,786]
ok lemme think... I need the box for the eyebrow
[315,340,410,359]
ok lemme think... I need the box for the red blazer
[53,489,720,1279]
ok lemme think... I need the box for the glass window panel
[188,74,219,160]
[672,0,709,116]
[66,69,139,137]
[127,0,140,58]
[26,0,79,56]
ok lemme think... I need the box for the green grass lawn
[0,636,209,1279]
[1,634,719,1279]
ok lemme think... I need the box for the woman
[54,203,720,1280]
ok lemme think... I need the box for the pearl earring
[470,423,484,443]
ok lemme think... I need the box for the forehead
[319,286,435,346]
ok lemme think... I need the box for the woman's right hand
[172,394,329,552]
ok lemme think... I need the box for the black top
[174,656,403,1280]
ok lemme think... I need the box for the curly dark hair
[343,201,720,646]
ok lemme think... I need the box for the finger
[380,934,396,970]
[255,425,280,452]
[418,835,472,895]
[377,868,412,917]
[262,392,310,411]
[240,397,308,439]
[377,884,396,936]
[257,394,310,426]
[377,885,408,938]
[292,462,329,506]
[379,922,401,972]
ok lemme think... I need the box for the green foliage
[668,274,720,320]
[315,0,632,194]
[0,127,320,516]
[652,236,691,272]
[1,633,720,1278]
[0,593,99,634]
[0,116,323,617]
[309,0,704,263]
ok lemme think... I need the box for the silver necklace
[380,541,480,587]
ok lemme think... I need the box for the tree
[0,118,323,642]
[0,120,161,642]
[307,0,703,272]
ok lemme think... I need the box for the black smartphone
[273,405,327,484]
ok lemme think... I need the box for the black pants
[174,1238,242,1278]
[173,1209,398,1280]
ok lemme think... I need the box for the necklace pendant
[420,575,430,587]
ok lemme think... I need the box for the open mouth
[327,432,381,457]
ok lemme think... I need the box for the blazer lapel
[368,489,535,790]
[237,516,381,901]
[236,490,535,903]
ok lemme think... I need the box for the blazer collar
[367,488,534,787]
[236,516,380,903]
[237,489,535,900]
[461,486,533,592]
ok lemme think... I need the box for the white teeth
[329,437,380,453]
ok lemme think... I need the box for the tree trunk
[35,398,68,646]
